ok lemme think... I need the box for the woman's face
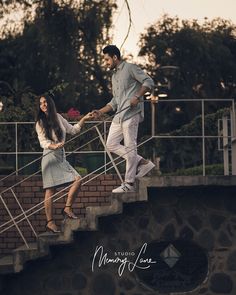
[40,96,48,114]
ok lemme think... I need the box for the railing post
[201,100,206,176]
[230,103,236,175]
[15,122,18,175]
[151,100,156,137]
[222,115,229,175]
[151,99,158,164]
[103,121,108,174]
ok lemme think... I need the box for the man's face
[103,53,118,70]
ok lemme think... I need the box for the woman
[36,94,93,233]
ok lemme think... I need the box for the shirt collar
[114,60,126,72]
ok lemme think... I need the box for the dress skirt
[42,148,80,189]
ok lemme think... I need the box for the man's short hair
[103,45,121,60]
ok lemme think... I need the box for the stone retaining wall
[1,184,236,294]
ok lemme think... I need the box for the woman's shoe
[62,206,79,219]
[45,219,61,233]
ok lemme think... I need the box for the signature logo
[91,243,156,276]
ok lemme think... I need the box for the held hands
[78,112,94,127]
[82,112,94,121]
[91,110,102,119]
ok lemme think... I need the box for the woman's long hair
[35,94,63,142]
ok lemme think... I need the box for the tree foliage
[138,15,236,133]
[0,0,117,118]
[139,15,236,99]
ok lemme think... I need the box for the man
[93,45,155,193]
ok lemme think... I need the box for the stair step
[37,231,73,254]
[115,191,140,202]
[12,242,38,252]
[12,243,41,273]
[0,255,14,274]
[0,178,149,275]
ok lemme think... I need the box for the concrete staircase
[2,175,236,275]
[0,178,149,275]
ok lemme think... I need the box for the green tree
[0,0,117,114]
[138,15,236,133]
[139,15,236,99]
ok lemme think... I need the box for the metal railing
[0,98,235,249]
[0,120,112,175]
[0,98,235,177]
[149,98,236,175]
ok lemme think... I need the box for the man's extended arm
[92,104,113,118]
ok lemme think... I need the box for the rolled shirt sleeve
[107,97,118,111]
[129,64,154,91]
[107,61,154,123]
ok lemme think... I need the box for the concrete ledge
[12,243,39,273]
[0,256,14,274]
[140,175,236,187]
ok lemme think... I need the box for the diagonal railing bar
[0,122,115,196]
[63,104,131,147]
[95,125,123,183]
[0,103,133,184]
[0,103,140,238]
[0,181,76,234]
[0,103,133,185]
[1,169,42,195]
[0,122,107,184]
[0,157,125,234]
[0,156,41,183]
[10,188,38,237]
[0,125,100,182]
[0,154,128,234]
[0,124,108,193]
[0,135,153,233]
[80,137,153,186]
[0,193,30,248]
[0,136,153,234]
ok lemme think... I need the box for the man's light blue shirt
[107,61,154,123]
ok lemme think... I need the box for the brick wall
[0,174,121,256]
